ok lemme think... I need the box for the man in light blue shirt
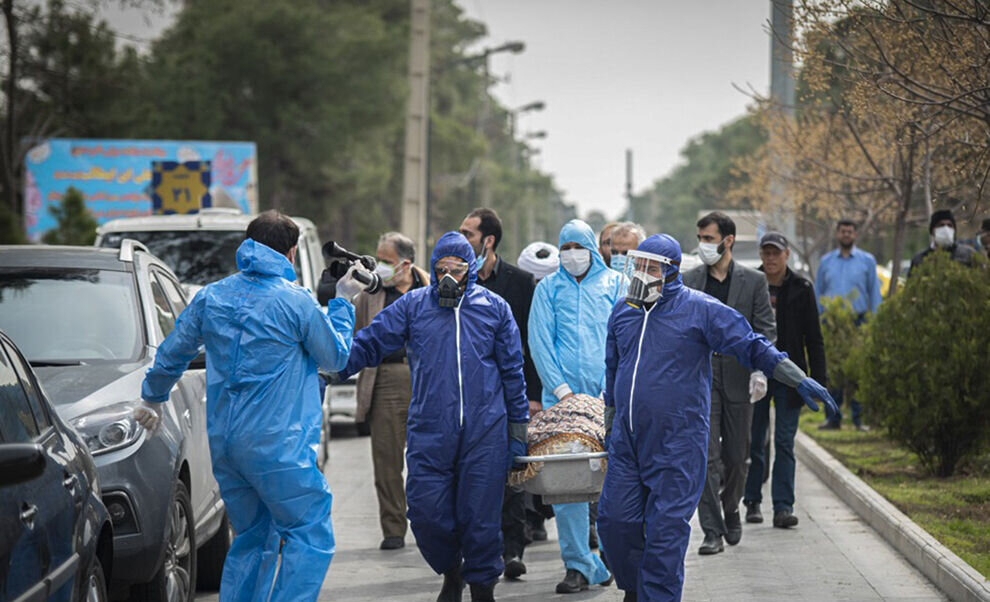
[815,219,882,429]
[815,220,882,316]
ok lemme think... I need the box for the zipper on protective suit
[454,295,464,426]
[628,304,654,433]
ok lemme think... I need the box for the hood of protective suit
[557,219,608,281]
[236,238,298,281]
[638,234,684,302]
[430,231,477,289]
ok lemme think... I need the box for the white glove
[133,401,164,433]
[335,265,365,301]
[749,371,768,403]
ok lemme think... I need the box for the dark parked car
[0,242,229,601]
[0,330,113,601]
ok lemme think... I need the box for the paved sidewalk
[197,423,945,601]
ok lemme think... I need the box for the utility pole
[769,1,797,247]
[625,148,634,222]
[401,0,431,266]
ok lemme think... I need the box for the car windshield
[0,268,143,364]
[99,230,246,286]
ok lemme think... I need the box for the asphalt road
[195,421,945,601]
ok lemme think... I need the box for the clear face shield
[623,249,678,308]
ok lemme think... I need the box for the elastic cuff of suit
[508,421,527,443]
[553,383,572,401]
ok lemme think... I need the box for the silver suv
[0,242,228,599]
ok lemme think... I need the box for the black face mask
[437,274,463,307]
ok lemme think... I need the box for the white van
[95,208,326,297]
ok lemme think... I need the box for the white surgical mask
[697,241,723,266]
[610,253,627,272]
[933,225,955,248]
[560,248,591,277]
[375,263,395,282]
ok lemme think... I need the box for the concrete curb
[794,430,990,602]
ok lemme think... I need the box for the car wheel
[83,556,109,602]
[356,421,371,437]
[196,511,232,591]
[131,480,197,602]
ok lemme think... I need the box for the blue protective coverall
[528,219,625,585]
[597,234,787,601]
[142,239,354,602]
[338,232,529,585]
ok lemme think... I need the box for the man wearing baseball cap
[743,232,828,529]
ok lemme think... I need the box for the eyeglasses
[435,260,469,277]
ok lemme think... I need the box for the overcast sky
[455,0,773,219]
[100,1,773,221]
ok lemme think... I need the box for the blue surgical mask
[610,253,627,272]
[475,248,487,271]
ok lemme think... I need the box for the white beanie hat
[517,241,559,281]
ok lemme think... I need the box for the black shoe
[818,421,841,431]
[437,564,464,602]
[589,525,599,549]
[773,510,799,528]
[469,581,496,602]
[503,556,526,580]
[623,591,638,602]
[531,525,547,541]
[724,510,742,546]
[745,501,763,524]
[698,532,724,555]
[555,569,589,594]
[380,536,404,550]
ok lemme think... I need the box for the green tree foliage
[856,252,990,477]
[631,115,764,249]
[2,0,573,256]
[41,186,97,245]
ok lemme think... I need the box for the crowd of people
[132,206,988,602]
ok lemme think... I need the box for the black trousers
[502,484,527,559]
[698,384,754,537]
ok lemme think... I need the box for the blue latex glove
[508,437,528,473]
[797,378,838,415]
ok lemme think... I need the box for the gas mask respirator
[623,249,679,309]
[437,274,463,307]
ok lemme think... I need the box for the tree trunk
[887,132,917,294]
[2,0,18,218]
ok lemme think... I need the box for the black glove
[316,260,351,305]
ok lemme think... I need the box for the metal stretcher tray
[513,451,608,504]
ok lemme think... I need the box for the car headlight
[70,402,144,456]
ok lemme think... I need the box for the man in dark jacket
[909,208,978,276]
[683,212,777,555]
[743,232,827,529]
[460,208,542,581]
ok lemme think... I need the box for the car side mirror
[0,443,46,487]
[189,350,206,371]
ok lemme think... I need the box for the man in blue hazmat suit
[528,219,625,594]
[133,210,357,601]
[597,234,837,602]
[336,231,529,602]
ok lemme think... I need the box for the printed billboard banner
[24,139,258,241]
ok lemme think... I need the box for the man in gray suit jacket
[684,212,777,555]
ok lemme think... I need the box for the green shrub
[857,251,990,477]
[42,187,98,246]
[820,295,863,400]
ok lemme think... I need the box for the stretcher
[513,451,608,504]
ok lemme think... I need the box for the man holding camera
[135,210,361,601]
